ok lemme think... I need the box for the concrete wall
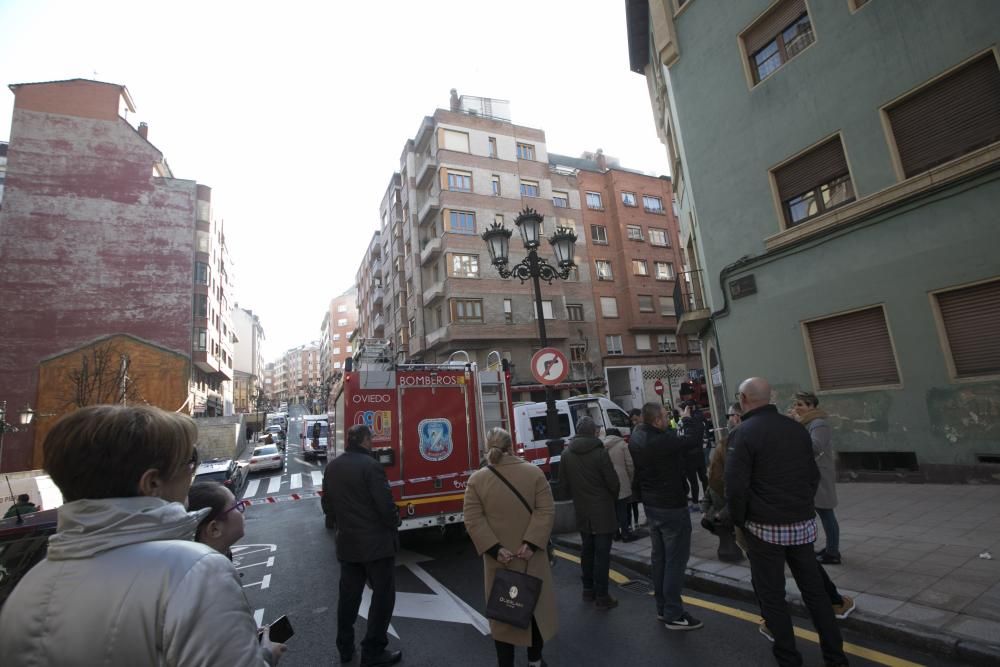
[195,414,248,461]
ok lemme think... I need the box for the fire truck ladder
[477,351,512,450]
[355,339,395,389]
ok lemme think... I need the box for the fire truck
[340,340,514,531]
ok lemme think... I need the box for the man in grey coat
[560,416,620,609]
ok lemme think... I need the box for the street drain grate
[619,579,654,595]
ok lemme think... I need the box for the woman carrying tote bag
[464,428,558,667]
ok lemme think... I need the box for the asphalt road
[238,409,960,666]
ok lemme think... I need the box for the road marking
[254,609,264,627]
[237,556,276,570]
[290,473,302,489]
[311,471,323,486]
[552,550,924,667]
[267,476,282,494]
[245,479,260,497]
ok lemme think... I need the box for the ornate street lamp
[0,401,38,476]
[482,208,578,467]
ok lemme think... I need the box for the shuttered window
[805,306,900,390]
[935,278,1000,379]
[887,53,1000,178]
[742,0,814,83]
[774,136,855,226]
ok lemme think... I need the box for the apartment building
[272,342,322,407]
[625,0,1000,480]
[0,141,7,207]
[0,79,234,471]
[262,362,276,407]
[549,151,692,411]
[232,306,266,413]
[321,285,359,410]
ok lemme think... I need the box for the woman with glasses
[189,481,247,559]
[0,405,285,666]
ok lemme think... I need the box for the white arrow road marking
[358,550,490,637]
[237,556,275,570]
[267,476,282,494]
[244,574,271,590]
[290,473,302,489]
[254,609,264,627]
[245,479,261,497]
[311,471,323,487]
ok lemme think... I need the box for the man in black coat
[560,416,620,609]
[725,377,847,667]
[629,402,705,631]
[322,424,402,667]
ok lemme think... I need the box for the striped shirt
[744,518,817,546]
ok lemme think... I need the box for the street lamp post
[482,208,578,459]
[0,401,38,474]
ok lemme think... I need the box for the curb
[551,536,1000,667]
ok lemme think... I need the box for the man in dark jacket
[725,377,847,667]
[322,425,402,667]
[629,401,704,630]
[3,494,38,519]
[560,416,620,609]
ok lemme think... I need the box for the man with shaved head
[725,378,847,667]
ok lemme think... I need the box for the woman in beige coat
[464,428,557,667]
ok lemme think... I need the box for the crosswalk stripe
[311,471,323,487]
[267,476,282,494]
[245,479,260,498]
[290,473,302,489]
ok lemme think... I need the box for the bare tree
[61,341,145,409]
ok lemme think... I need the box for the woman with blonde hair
[464,428,557,667]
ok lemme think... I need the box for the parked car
[193,458,248,498]
[248,445,283,473]
[0,508,58,608]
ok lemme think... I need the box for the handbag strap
[487,465,532,515]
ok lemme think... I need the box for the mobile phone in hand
[268,615,294,643]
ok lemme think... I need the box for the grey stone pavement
[553,482,1000,663]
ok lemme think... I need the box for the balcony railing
[675,268,710,335]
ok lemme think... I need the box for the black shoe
[339,648,355,663]
[817,552,842,565]
[665,612,703,631]
[582,588,595,602]
[360,649,402,667]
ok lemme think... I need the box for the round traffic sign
[530,347,569,385]
[654,379,665,396]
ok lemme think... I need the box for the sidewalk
[552,482,1000,665]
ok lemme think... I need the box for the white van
[513,395,633,464]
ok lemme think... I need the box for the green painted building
[625,0,1000,481]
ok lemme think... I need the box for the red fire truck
[340,341,514,531]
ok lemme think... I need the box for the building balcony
[373,286,384,305]
[675,269,711,335]
[420,237,442,265]
[416,154,437,188]
[422,279,445,304]
[193,351,233,381]
[418,191,440,226]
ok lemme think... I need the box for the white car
[248,445,283,473]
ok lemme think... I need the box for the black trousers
[684,463,707,504]
[745,532,847,667]
[494,617,543,666]
[336,556,396,659]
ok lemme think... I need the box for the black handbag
[485,560,543,629]
[487,466,557,567]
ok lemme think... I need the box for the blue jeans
[580,531,614,597]
[645,506,692,621]
[816,508,840,557]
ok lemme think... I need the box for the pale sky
[0,0,670,361]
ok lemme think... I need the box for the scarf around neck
[797,407,827,426]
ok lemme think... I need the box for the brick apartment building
[271,342,322,408]
[320,285,358,410]
[359,92,601,402]
[549,151,696,411]
[0,78,234,472]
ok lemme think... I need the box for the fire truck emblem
[418,418,453,462]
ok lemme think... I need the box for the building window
[660,296,676,316]
[649,228,669,246]
[449,253,479,278]
[586,191,604,210]
[516,143,535,160]
[595,260,613,281]
[774,136,855,227]
[195,262,209,285]
[643,195,664,213]
[194,328,208,351]
[626,225,643,241]
[446,170,472,192]
[600,296,619,318]
[658,334,678,353]
[520,180,540,197]
[488,136,498,158]
[932,278,1000,379]
[654,262,675,280]
[742,0,815,85]
[333,333,341,341]
[338,318,348,326]
[450,298,484,323]
[886,53,1000,179]
[621,191,637,207]
[591,225,608,244]
[635,334,651,351]
[570,343,587,362]
[638,295,654,312]
[606,335,623,356]
[804,305,901,390]
[504,298,513,324]
[441,129,470,153]
[531,300,554,320]
[333,347,341,355]
[337,304,348,312]
[567,303,584,321]
[449,210,476,234]
[632,259,650,277]
[491,175,501,196]
[553,191,569,208]
[194,294,208,317]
